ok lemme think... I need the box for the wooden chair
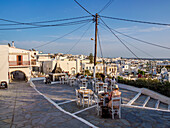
[94,94,102,116]
[111,97,121,119]
[75,89,82,106]
[103,83,108,92]
[82,90,93,107]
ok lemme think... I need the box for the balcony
[9,61,30,66]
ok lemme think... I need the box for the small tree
[88,53,94,63]
[85,70,90,75]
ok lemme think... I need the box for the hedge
[117,76,170,97]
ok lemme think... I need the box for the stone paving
[33,80,170,128]
[0,80,170,128]
[0,82,89,128]
[77,106,170,128]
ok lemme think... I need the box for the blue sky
[0,0,170,58]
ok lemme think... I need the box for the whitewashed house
[9,42,32,81]
[0,45,9,85]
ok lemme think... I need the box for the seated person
[108,84,121,108]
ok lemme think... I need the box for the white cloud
[138,26,170,32]
[115,26,170,34]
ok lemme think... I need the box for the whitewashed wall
[0,45,9,84]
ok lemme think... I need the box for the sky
[0,0,170,58]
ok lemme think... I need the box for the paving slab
[0,82,90,128]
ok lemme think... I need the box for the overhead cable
[99,22,170,50]
[74,0,94,17]
[101,15,170,26]
[100,18,140,59]
[121,38,155,58]
[33,21,92,49]
[65,22,92,54]
[98,0,114,14]
[0,16,91,26]
[111,27,170,50]
[0,19,92,30]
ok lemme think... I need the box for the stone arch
[10,70,27,82]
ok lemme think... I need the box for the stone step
[144,98,157,108]
[119,88,138,104]
[132,94,148,106]
[158,102,169,110]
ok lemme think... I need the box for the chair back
[98,90,104,94]
[94,94,99,103]
[80,87,86,90]
[111,97,121,107]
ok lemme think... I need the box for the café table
[77,89,93,107]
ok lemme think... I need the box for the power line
[100,24,155,58]
[111,27,170,50]
[99,22,170,50]
[121,38,155,58]
[100,18,140,59]
[33,21,92,49]
[98,0,114,14]
[65,22,92,54]
[0,19,92,30]
[100,15,170,26]
[74,0,94,17]
[0,16,91,26]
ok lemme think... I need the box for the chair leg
[80,97,82,106]
[83,98,85,107]
[119,109,121,119]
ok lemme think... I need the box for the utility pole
[93,13,98,80]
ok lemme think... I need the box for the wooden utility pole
[93,13,98,79]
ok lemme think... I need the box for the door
[17,55,23,65]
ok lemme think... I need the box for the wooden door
[17,55,23,65]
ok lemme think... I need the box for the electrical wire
[0,19,92,30]
[99,22,170,50]
[100,18,140,59]
[100,15,170,26]
[33,21,91,49]
[99,22,154,58]
[98,0,114,14]
[0,16,91,26]
[74,0,94,17]
[112,27,170,50]
[121,38,155,58]
[65,22,92,54]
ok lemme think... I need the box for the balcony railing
[9,61,30,66]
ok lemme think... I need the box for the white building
[9,44,32,81]
[0,45,9,85]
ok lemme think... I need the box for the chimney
[12,41,14,47]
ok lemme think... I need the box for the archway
[10,70,26,82]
